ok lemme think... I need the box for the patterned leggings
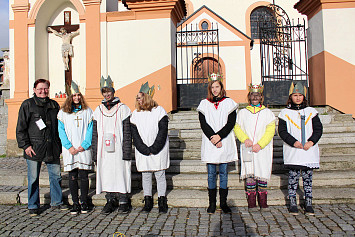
[246,177,267,192]
[288,169,313,198]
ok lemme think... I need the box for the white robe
[93,103,131,194]
[130,106,170,172]
[278,107,320,168]
[197,98,238,164]
[57,108,93,172]
[237,108,275,181]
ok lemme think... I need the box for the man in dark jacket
[16,79,67,216]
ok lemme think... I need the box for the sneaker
[52,204,69,211]
[118,203,131,214]
[81,203,89,214]
[70,203,81,215]
[29,209,39,217]
[101,200,116,215]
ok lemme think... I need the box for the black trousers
[68,169,89,204]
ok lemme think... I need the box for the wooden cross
[47,11,79,96]
[74,115,82,127]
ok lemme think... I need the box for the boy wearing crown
[130,82,170,213]
[57,81,93,215]
[234,84,275,210]
[92,76,132,214]
[197,73,238,214]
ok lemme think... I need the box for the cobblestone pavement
[0,204,354,237]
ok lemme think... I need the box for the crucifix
[47,11,80,96]
[74,115,82,127]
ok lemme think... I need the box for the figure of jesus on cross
[47,26,80,71]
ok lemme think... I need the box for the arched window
[201,21,209,30]
[193,57,220,83]
[250,7,275,39]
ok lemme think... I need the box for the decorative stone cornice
[11,3,30,13]
[124,0,186,23]
[83,0,102,6]
[295,0,355,18]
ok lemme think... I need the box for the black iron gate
[176,23,220,108]
[259,4,308,105]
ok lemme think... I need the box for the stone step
[169,133,355,150]
[169,110,354,125]
[16,187,355,207]
[169,123,355,136]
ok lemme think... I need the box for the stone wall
[0,89,9,156]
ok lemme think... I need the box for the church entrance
[176,23,220,109]
[259,4,309,105]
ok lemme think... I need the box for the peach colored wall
[85,65,177,113]
[324,52,355,116]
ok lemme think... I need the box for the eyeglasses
[35,88,49,91]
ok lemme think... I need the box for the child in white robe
[58,82,93,215]
[278,82,323,215]
[197,73,238,214]
[130,82,169,213]
[234,84,275,210]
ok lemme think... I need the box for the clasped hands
[244,139,261,153]
[69,146,85,155]
[210,135,222,148]
[294,141,314,151]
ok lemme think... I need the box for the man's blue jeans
[207,163,228,189]
[27,159,63,209]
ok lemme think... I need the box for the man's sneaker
[81,203,89,214]
[118,203,131,214]
[29,209,39,217]
[70,203,81,215]
[52,204,69,211]
[101,200,116,215]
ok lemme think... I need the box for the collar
[72,105,82,113]
[287,102,306,110]
[33,94,49,107]
[246,105,266,114]
[102,97,120,110]
[207,96,227,109]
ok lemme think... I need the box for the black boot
[141,196,153,213]
[219,188,231,213]
[207,188,217,214]
[304,197,314,215]
[289,196,299,215]
[101,199,117,215]
[158,196,168,213]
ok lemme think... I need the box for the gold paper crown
[248,83,264,93]
[289,82,307,97]
[208,73,223,82]
[70,81,80,95]
[139,82,155,97]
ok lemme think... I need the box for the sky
[0,0,9,57]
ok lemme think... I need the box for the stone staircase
[10,107,355,207]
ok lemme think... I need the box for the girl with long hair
[58,84,93,215]
[278,82,323,215]
[130,83,169,213]
[197,74,238,214]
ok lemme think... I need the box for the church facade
[6,0,355,150]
